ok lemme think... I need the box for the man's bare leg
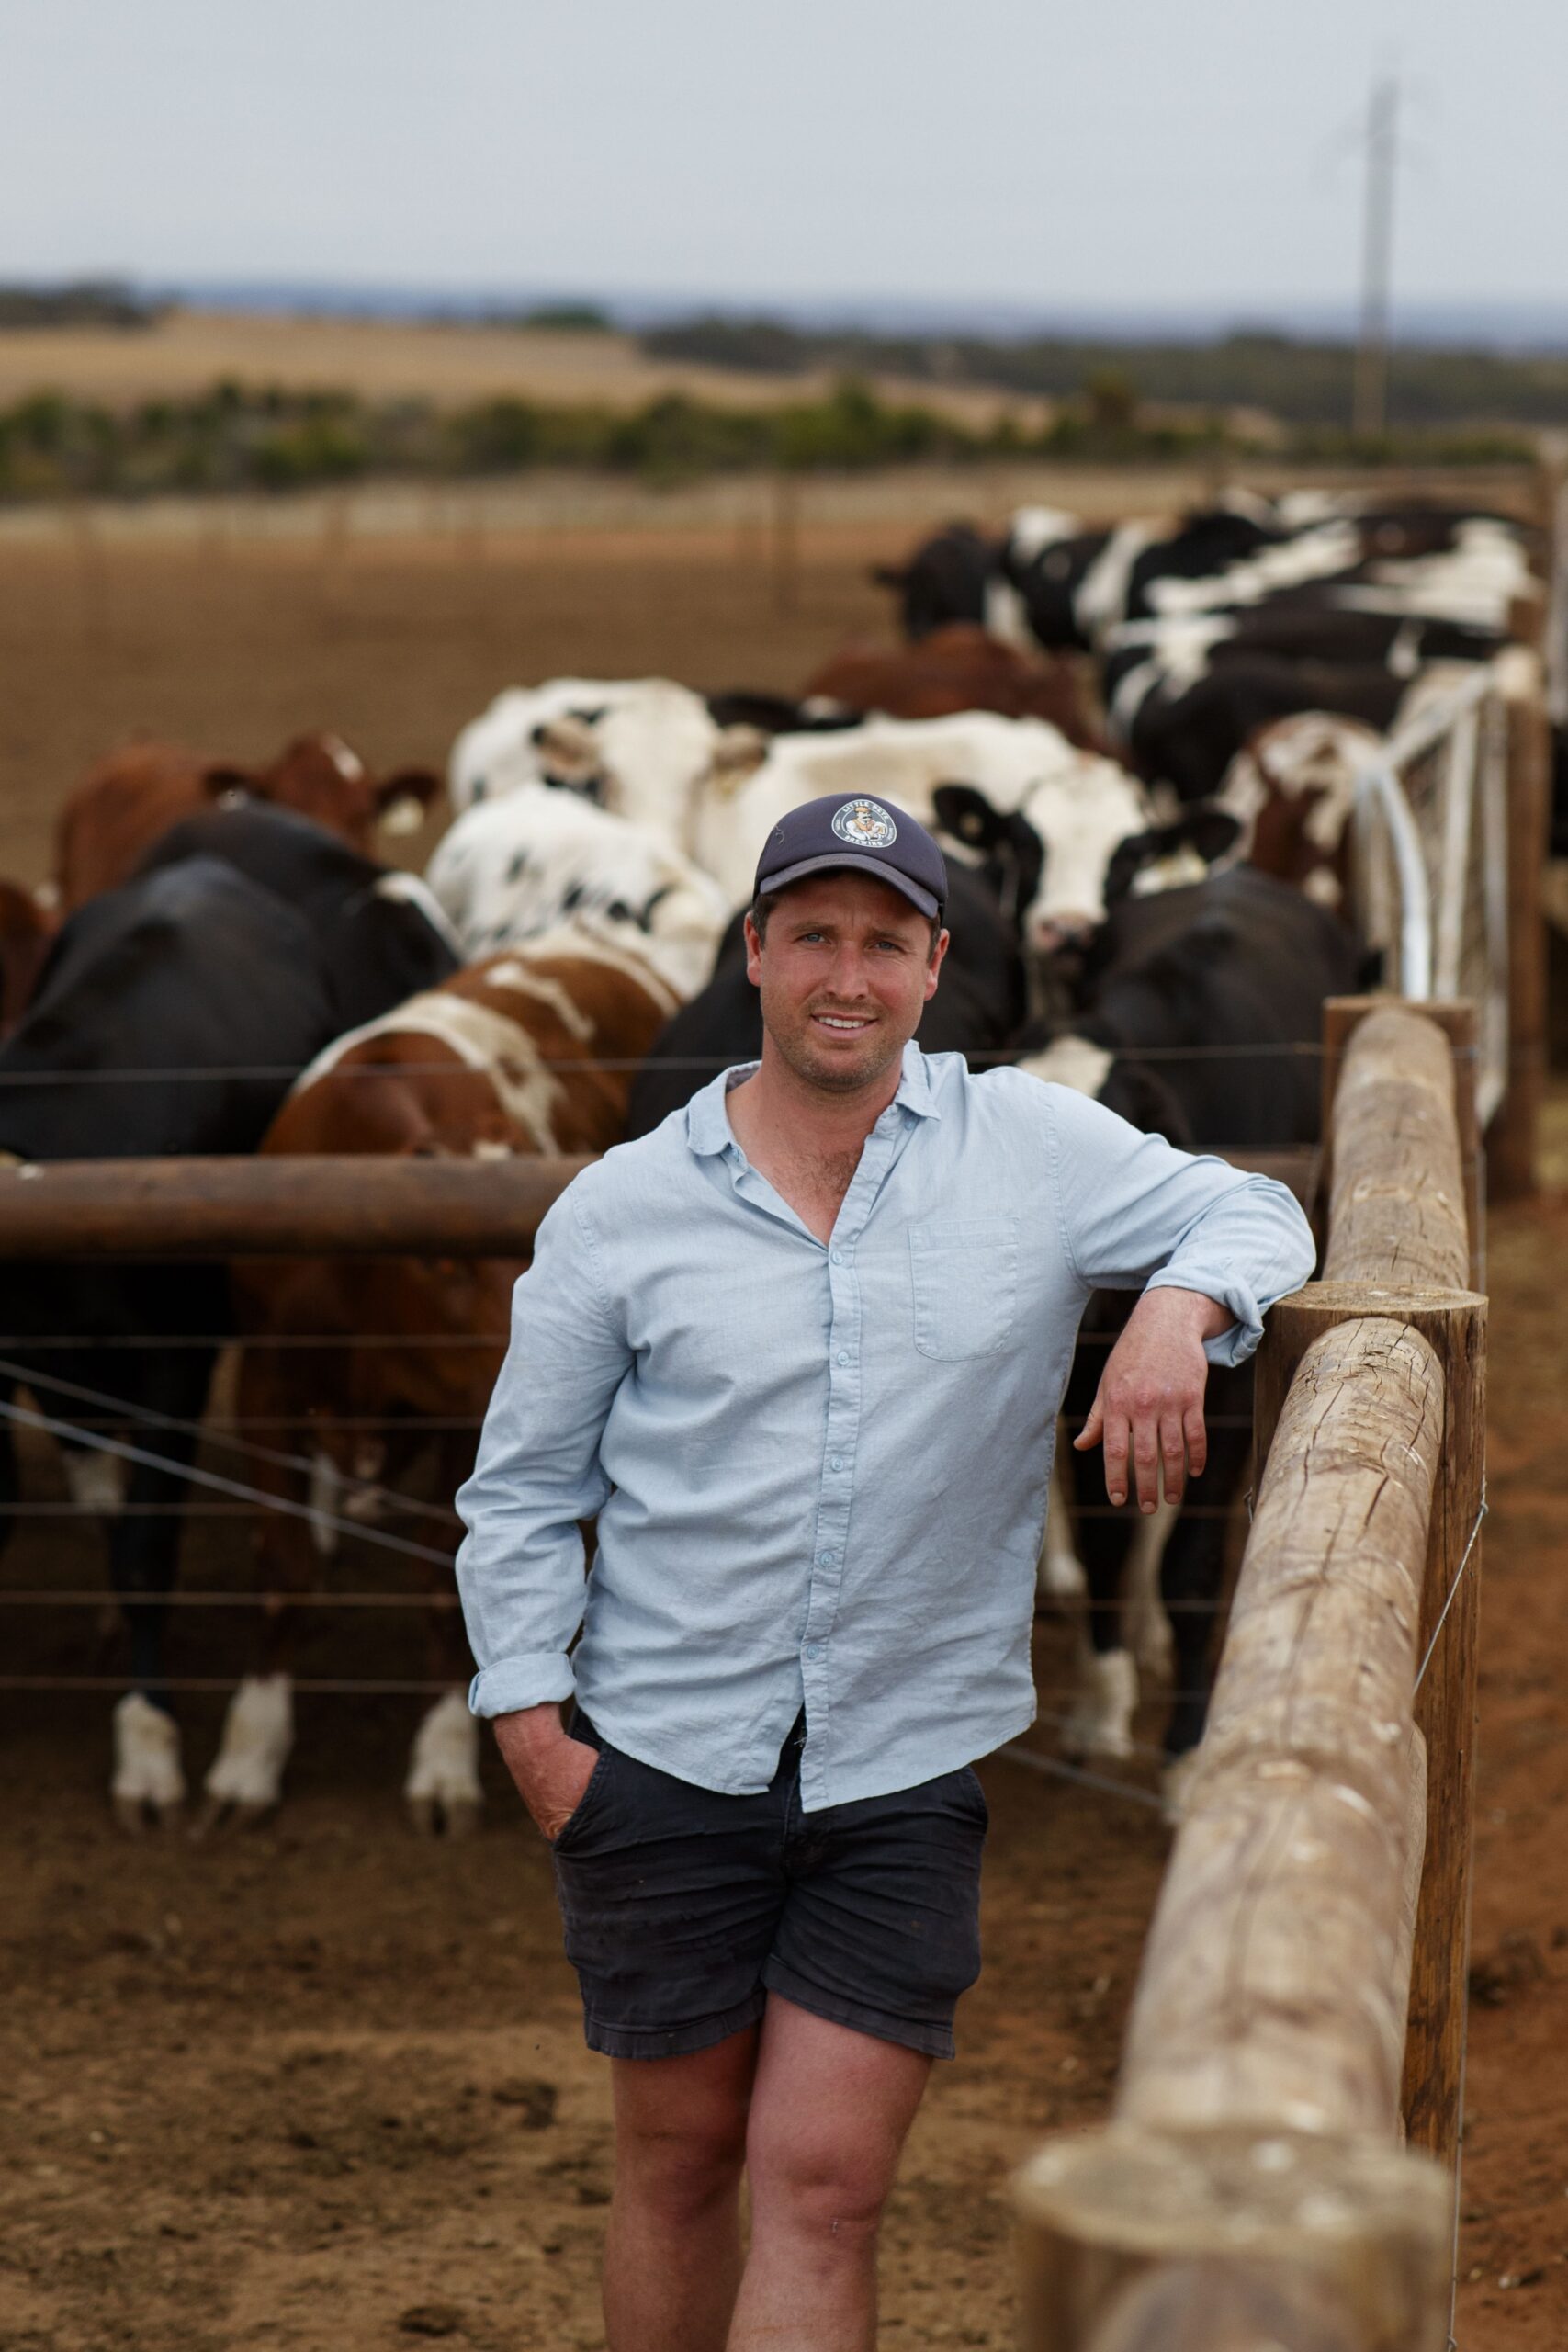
[728,1994,931,2352]
[603,2021,760,2352]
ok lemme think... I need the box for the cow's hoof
[198,1675,294,1834]
[405,1691,482,1839]
[1060,1648,1138,1760]
[110,1691,186,1832]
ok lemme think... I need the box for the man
[455,793,1315,2352]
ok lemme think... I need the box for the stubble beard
[765,997,909,1096]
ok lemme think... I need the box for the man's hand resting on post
[492,1704,600,1841]
[1072,1285,1233,1512]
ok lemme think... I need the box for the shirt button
[818,1550,835,1567]
[829,1456,843,1473]
[804,1644,823,1661]
[830,1249,843,1264]
[836,1351,850,1366]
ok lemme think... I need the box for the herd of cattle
[0,483,1544,1833]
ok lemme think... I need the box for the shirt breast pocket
[908,1217,1020,1361]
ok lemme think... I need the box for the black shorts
[549,1713,988,2062]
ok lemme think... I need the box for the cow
[624,858,1030,1141]
[447,678,725,847]
[423,779,730,1001]
[0,879,56,1032]
[801,623,1100,746]
[997,496,1292,653]
[0,810,459,1829]
[55,733,441,911]
[684,711,1234,974]
[1014,867,1361,1784]
[869,522,1010,641]
[209,933,682,1832]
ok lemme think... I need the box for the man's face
[744,871,948,1095]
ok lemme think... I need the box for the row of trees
[642,315,1568,430]
[0,374,1534,503]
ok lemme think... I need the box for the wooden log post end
[1014,2125,1450,2352]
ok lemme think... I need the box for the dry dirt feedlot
[1,486,1566,2351]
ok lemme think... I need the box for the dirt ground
[0,521,1565,2350]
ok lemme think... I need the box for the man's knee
[745,2116,892,2251]
[615,2080,750,2222]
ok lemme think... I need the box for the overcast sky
[7,0,1566,318]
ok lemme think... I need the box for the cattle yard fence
[1013,995,1485,2352]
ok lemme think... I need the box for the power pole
[1353,72,1399,438]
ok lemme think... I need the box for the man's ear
[743,911,764,989]
[923,926,950,1000]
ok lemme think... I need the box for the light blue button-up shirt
[455,1045,1315,1809]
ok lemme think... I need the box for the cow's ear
[870,562,909,588]
[376,769,441,836]
[1174,808,1242,865]
[200,764,254,800]
[931,782,1005,849]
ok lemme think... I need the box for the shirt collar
[683,1042,941,1160]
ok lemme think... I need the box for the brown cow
[55,732,441,910]
[0,879,57,1031]
[803,623,1100,748]
[203,930,680,1834]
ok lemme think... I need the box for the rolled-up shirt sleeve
[455,1184,632,1718]
[1045,1084,1317,1366]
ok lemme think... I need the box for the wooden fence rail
[1015,998,1487,2352]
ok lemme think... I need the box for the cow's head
[933,772,1238,976]
[871,523,1000,640]
[204,732,440,852]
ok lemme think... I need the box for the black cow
[0,813,458,1826]
[871,522,1004,640]
[1019,866,1361,1776]
[625,860,1027,1139]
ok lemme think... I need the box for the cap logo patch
[830,797,897,851]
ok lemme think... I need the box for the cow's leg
[1156,1376,1252,1813]
[405,1431,481,1838]
[105,1343,217,1831]
[198,1345,313,1831]
[1035,1447,1087,1606]
[1057,1320,1143,1758]
[1122,1500,1178,1681]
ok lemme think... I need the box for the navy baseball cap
[753,792,948,921]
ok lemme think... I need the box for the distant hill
[641,317,1568,429]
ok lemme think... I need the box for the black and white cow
[685,712,1238,977]
[624,859,1029,1141]
[1016,866,1362,1781]
[998,495,1292,653]
[424,780,730,1001]
[447,678,727,845]
[0,811,459,1827]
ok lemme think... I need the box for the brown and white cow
[55,733,441,910]
[204,930,680,1833]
